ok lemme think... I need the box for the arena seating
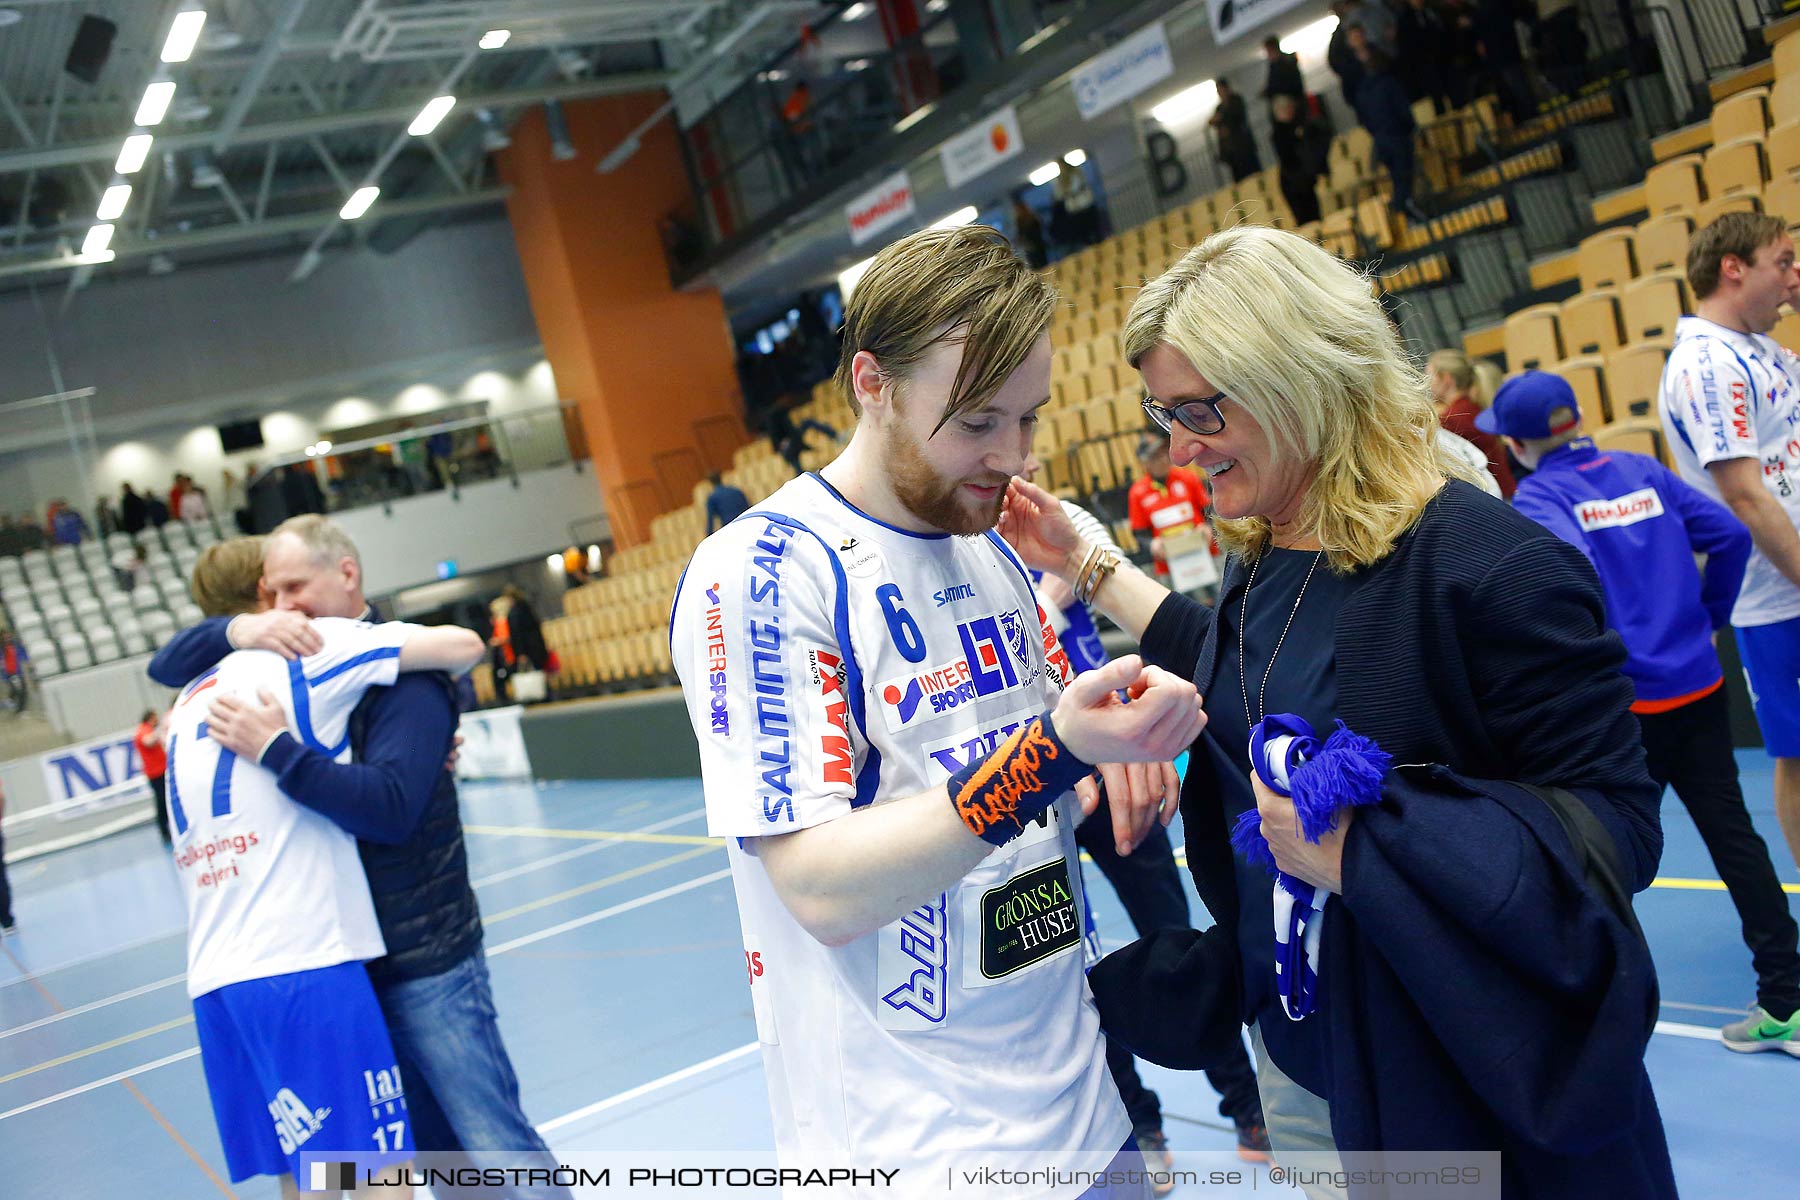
[0,518,220,677]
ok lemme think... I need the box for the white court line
[539,1043,759,1135]
[0,974,188,1042]
[1653,1019,1724,1042]
[0,809,712,1027]
[0,867,733,1119]
[469,808,705,888]
[0,1049,201,1123]
[0,928,186,991]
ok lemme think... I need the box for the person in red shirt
[1428,348,1515,497]
[1127,431,1214,578]
[134,709,170,846]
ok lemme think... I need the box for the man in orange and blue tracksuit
[1483,370,1800,1053]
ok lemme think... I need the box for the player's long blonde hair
[1122,226,1487,571]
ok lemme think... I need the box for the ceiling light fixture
[115,133,153,174]
[1028,161,1060,186]
[135,80,177,126]
[160,9,207,63]
[407,95,456,136]
[96,184,131,221]
[339,186,379,220]
[81,223,114,258]
[479,28,510,50]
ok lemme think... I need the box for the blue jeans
[376,952,573,1200]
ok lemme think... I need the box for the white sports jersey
[168,617,416,998]
[1660,314,1800,626]
[670,473,1128,1193]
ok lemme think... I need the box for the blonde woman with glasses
[999,226,1675,1200]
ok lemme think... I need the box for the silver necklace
[1239,548,1325,726]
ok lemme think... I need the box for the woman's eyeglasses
[1141,392,1227,437]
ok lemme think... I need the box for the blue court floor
[0,760,1796,1198]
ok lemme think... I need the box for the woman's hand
[1252,771,1350,894]
[999,477,1087,579]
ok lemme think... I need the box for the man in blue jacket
[150,515,573,1198]
[1483,371,1800,1054]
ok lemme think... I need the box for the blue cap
[1474,370,1583,440]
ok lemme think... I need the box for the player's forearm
[398,626,486,675]
[1730,490,1800,590]
[146,618,232,687]
[259,734,427,844]
[752,787,992,947]
[1077,555,1171,644]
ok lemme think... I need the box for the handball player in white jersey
[168,539,483,1197]
[672,226,1206,1197]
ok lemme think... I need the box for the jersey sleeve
[673,521,859,839]
[1665,338,1758,467]
[287,619,417,755]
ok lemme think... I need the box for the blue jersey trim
[804,472,951,541]
[746,508,884,810]
[983,529,1036,595]
[167,731,188,837]
[287,657,351,758]
[306,646,399,688]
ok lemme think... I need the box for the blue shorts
[193,961,410,1184]
[1736,616,1800,757]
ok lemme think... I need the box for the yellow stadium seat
[1561,290,1625,358]
[1503,303,1563,371]
[1634,212,1694,274]
[1697,192,1762,225]
[1620,272,1689,343]
[1712,88,1771,145]
[1765,174,1800,230]
[1577,228,1636,291]
[1592,417,1670,466]
[1776,75,1800,126]
[1645,155,1706,216]
[1606,341,1673,420]
[1552,357,1613,427]
[1769,120,1800,181]
[1702,136,1768,198]
[1777,31,1800,82]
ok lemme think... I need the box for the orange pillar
[497,93,746,549]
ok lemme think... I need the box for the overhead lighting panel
[135,80,177,127]
[161,9,207,63]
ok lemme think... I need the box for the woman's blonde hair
[1122,226,1486,570]
[1427,347,1492,408]
[190,537,266,618]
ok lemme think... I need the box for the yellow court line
[464,823,725,848]
[0,1015,195,1086]
[479,844,724,925]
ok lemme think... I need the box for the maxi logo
[881,894,948,1023]
[806,647,853,787]
[1731,380,1751,443]
[747,520,797,824]
[703,584,729,736]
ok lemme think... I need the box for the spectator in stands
[49,500,90,546]
[1428,348,1514,496]
[145,490,171,528]
[111,540,145,594]
[1395,0,1453,113]
[1023,454,1270,1174]
[15,514,46,552]
[219,469,250,535]
[1208,79,1262,184]
[1660,211,1800,875]
[1532,0,1586,99]
[180,481,210,524]
[704,472,751,533]
[134,708,171,846]
[120,482,148,535]
[764,402,839,476]
[2,630,27,713]
[148,516,574,1200]
[1348,27,1427,223]
[1128,430,1214,585]
[1327,1,1367,108]
[426,430,455,490]
[1051,158,1103,248]
[0,777,13,933]
[501,585,547,675]
[1470,0,1535,123]
[1270,94,1330,226]
[561,546,591,589]
[1261,35,1305,110]
[280,464,326,516]
[96,497,119,538]
[1011,192,1048,269]
[1342,0,1399,55]
[0,515,20,558]
[169,473,190,521]
[1492,371,1800,1054]
[1000,225,1673,1197]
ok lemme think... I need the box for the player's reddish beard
[884,408,1011,535]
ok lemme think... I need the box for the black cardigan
[1089,480,1675,1198]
